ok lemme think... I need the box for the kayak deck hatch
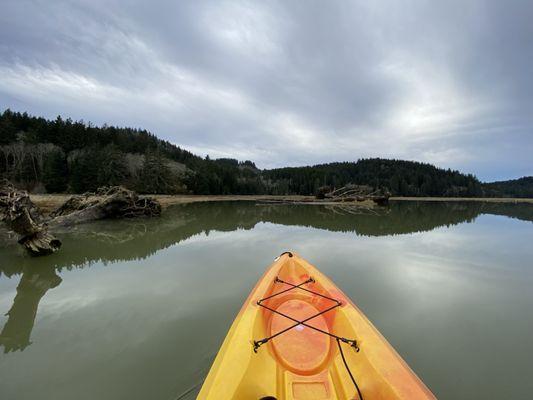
[254,276,363,398]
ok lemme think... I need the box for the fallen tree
[1,182,161,256]
[49,186,162,227]
[317,184,391,205]
[0,180,61,256]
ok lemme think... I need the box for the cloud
[0,0,532,180]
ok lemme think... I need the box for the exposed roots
[1,181,161,256]
[49,186,161,227]
[0,180,62,256]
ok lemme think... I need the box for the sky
[0,0,532,181]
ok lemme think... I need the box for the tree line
[483,177,533,198]
[263,159,485,197]
[0,109,263,194]
[1,109,530,197]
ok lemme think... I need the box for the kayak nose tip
[275,251,294,261]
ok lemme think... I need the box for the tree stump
[0,180,62,256]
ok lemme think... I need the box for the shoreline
[30,194,317,213]
[29,194,533,214]
[389,196,533,203]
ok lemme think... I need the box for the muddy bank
[30,194,323,214]
[30,194,533,214]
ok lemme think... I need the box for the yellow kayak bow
[198,252,436,400]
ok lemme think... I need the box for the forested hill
[0,109,529,197]
[483,177,533,198]
[264,160,483,197]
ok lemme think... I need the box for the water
[0,201,532,400]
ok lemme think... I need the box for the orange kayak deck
[198,252,436,399]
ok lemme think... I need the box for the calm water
[0,201,532,399]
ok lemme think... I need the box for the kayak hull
[198,252,436,400]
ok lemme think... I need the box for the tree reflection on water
[0,200,531,352]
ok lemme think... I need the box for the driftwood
[0,180,61,256]
[49,186,162,227]
[318,184,390,205]
[1,182,161,256]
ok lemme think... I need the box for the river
[0,201,532,399]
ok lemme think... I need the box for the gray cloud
[1,0,532,180]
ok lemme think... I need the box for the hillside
[264,159,483,197]
[0,109,528,197]
[483,177,533,198]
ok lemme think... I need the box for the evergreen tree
[43,150,68,192]
[0,111,17,145]
[97,144,129,187]
[69,148,100,193]
[137,150,176,194]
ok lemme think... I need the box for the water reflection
[0,200,531,354]
[1,201,531,278]
[0,266,61,353]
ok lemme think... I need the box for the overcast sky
[1,0,532,181]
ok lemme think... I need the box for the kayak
[197,252,436,400]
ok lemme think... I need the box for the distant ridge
[483,176,533,198]
[0,109,530,197]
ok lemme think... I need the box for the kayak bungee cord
[337,337,364,400]
[175,381,202,400]
[254,276,359,351]
[253,275,364,399]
